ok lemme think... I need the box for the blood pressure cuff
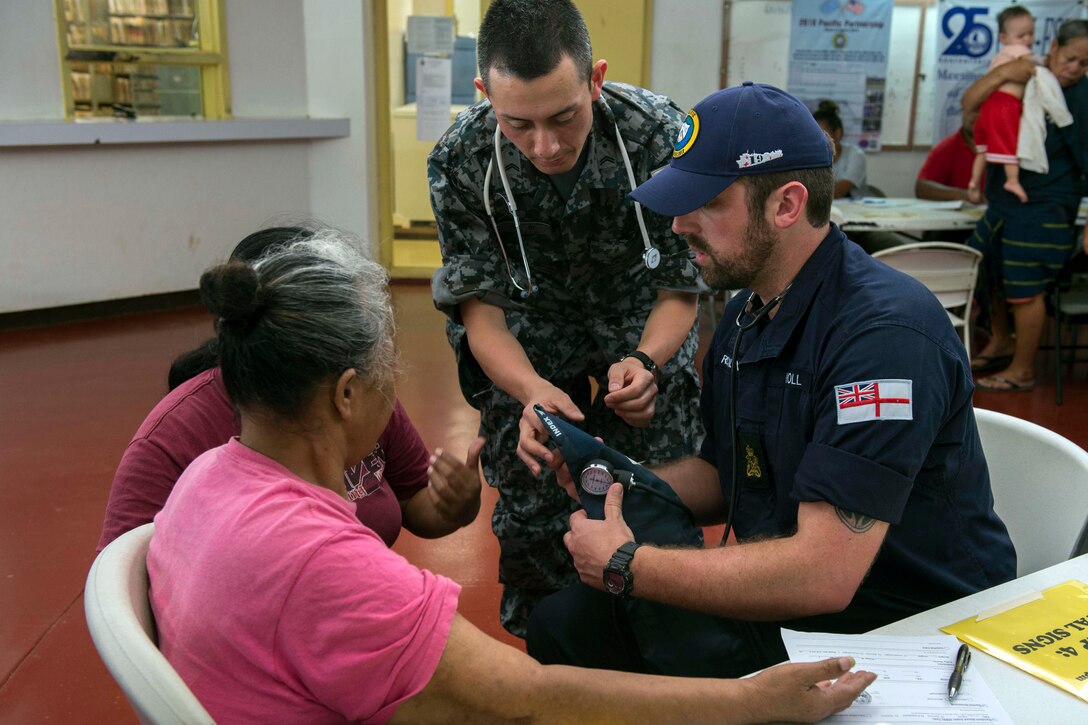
[536,406,770,675]
[533,405,701,547]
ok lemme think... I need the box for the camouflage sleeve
[640,98,704,293]
[429,139,514,326]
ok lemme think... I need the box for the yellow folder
[942,580,1088,702]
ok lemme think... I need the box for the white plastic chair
[84,523,215,725]
[873,242,982,359]
[975,409,1088,576]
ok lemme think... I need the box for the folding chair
[84,523,214,725]
[975,409,1088,576]
[873,242,982,359]
[1047,250,1088,405]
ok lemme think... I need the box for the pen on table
[947,643,971,702]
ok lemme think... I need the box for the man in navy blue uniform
[527,83,1016,677]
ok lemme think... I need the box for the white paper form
[415,56,452,142]
[781,629,1012,724]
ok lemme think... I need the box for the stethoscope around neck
[482,121,661,298]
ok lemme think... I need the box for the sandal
[976,375,1035,393]
[970,354,1013,372]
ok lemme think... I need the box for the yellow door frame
[372,1,652,275]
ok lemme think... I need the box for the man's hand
[516,384,584,476]
[543,445,579,501]
[563,483,635,589]
[602,358,657,427]
[742,657,877,724]
[426,437,485,528]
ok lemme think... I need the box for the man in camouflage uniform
[429,0,703,636]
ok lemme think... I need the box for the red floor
[1,282,1086,722]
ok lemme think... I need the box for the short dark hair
[477,0,592,93]
[997,5,1033,34]
[812,99,843,134]
[199,231,396,418]
[739,166,835,228]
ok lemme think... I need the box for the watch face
[580,463,613,495]
[604,570,626,595]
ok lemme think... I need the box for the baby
[968,5,1035,204]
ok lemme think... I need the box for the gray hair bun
[199,259,263,326]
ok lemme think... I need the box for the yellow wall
[479,0,650,86]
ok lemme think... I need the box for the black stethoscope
[721,285,791,546]
[483,121,661,298]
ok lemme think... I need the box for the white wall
[649,0,722,111]
[304,0,374,244]
[230,0,309,117]
[0,0,372,314]
[0,3,63,119]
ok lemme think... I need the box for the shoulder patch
[834,379,913,424]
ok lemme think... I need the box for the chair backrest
[84,523,215,725]
[975,409,1088,576]
[872,242,982,310]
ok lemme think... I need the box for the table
[835,198,985,233]
[870,554,1088,723]
[836,197,1088,234]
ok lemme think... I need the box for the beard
[689,212,778,291]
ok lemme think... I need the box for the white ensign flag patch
[834,379,913,425]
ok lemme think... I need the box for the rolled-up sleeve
[428,136,514,324]
[793,324,961,524]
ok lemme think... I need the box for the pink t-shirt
[148,439,460,724]
[98,368,430,551]
[991,43,1033,96]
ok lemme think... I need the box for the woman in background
[962,19,1088,392]
[813,99,869,198]
[146,231,876,723]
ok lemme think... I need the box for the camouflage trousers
[476,333,703,637]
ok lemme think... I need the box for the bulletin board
[724,0,936,148]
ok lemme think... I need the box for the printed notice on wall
[415,56,452,142]
[787,0,894,151]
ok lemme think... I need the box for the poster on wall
[934,1,1085,141]
[787,0,894,151]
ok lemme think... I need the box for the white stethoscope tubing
[484,125,536,296]
[613,121,655,268]
[483,119,659,297]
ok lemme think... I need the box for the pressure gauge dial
[580,460,614,495]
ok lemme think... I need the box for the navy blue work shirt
[700,226,1016,631]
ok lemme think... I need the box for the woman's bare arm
[390,613,876,724]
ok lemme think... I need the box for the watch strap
[620,350,659,383]
[604,541,642,597]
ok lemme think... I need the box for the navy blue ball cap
[630,82,833,217]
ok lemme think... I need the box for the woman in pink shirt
[146,228,874,723]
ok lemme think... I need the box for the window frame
[54,0,231,120]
